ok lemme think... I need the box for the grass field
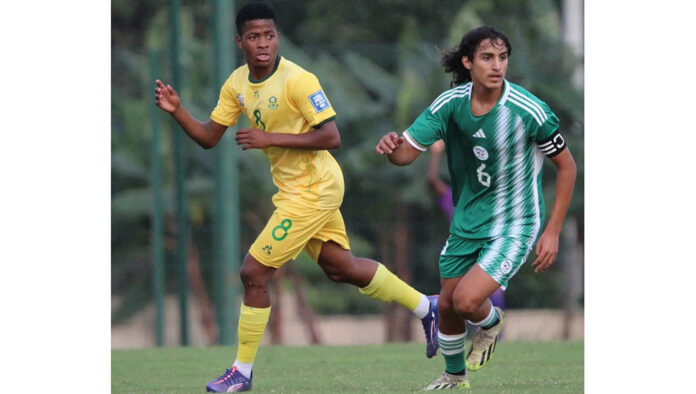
[112,341,583,393]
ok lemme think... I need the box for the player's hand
[235,127,270,150]
[531,230,559,272]
[376,132,404,154]
[154,79,181,113]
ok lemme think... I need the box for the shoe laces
[429,371,449,385]
[471,330,491,349]
[217,367,238,384]
[437,371,466,384]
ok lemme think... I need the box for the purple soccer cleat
[421,295,440,358]
[205,366,252,392]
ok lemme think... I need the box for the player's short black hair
[440,26,512,87]
[236,2,277,35]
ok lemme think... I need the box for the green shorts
[438,234,535,290]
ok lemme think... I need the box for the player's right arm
[154,79,228,149]
[375,131,422,166]
[378,94,450,166]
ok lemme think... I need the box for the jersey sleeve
[288,72,337,128]
[404,104,451,151]
[210,75,242,127]
[533,103,567,158]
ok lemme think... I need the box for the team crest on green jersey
[473,146,489,161]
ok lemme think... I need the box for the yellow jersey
[211,56,344,211]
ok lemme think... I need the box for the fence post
[211,0,239,345]
[149,49,166,347]
[169,0,189,346]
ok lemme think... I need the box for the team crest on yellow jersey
[237,93,245,108]
[268,96,278,110]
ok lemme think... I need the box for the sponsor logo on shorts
[473,146,489,161]
[500,260,512,274]
[262,245,272,255]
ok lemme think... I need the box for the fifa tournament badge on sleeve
[309,90,330,113]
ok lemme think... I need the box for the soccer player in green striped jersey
[376,26,576,390]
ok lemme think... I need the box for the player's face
[237,19,279,74]
[462,38,508,90]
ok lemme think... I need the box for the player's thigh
[452,264,502,312]
[249,208,336,268]
[304,209,351,263]
[438,234,483,279]
[240,252,277,285]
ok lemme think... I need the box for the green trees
[112,0,584,326]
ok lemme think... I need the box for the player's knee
[239,255,269,290]
[239,265,255,289]
[452,294,479,316]
[438,294,456,312]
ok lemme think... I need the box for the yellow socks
[235,304,271,364]
[358,263,422,312]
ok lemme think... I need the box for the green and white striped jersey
[405,80,566,240]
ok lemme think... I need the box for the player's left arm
[427,140,449,195]
[235,120,340,151]
[532,147,577,272]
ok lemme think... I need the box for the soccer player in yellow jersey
[154,3,439,392]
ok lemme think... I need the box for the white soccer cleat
[465,306,504,371]
[423,371,470,390]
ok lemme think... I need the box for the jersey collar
[498,79,511,106]
[248,56,282,84]
[468,80,511,118]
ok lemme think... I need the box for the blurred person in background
[376,26,576,390]
[154,2,439,392]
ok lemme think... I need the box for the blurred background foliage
[112,0,583,324]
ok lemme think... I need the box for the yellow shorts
[249,207,351,268]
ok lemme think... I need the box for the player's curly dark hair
[236,2,277,35]
[440,26,512,87]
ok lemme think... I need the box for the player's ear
[235,34,242,48]
[461,56,472,70]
